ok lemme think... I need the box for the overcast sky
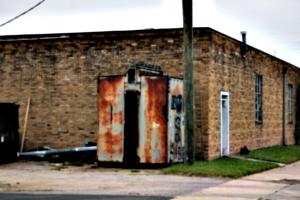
[0,0,300,67]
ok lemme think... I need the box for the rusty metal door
[97,76,125,162]
[138,76,168,163]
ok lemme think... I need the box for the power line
[0,0,45,28]
[275,41,300,43]
[276,48,300,51]
[260,32,300,35]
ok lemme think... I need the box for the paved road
[0,161,229,197]
[2,160,299,199]
[0,193,172,200]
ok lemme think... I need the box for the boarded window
[255,75,262,123]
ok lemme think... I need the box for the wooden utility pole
[182,0,195,165]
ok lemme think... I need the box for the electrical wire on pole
[0,0,45,28]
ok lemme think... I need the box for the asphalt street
[0,160,299,199]
[0,193,172,200]
[0,161,228,198]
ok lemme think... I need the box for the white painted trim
[220,91,230,156]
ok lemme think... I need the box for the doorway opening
[220,92,230,156]
[123,91,140,163]
[0,103,19,163]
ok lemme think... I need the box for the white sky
[0,0,300,67]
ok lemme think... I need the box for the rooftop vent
[240,31,247,56]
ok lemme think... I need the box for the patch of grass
[291,145,300,149]
[162,157,278,178]
[51,166,67,171]
[21,155,44,162]
[240,145,300,164]
[68,160,85,167]
[130,169,140,173]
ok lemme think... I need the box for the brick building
[0,27,299,160]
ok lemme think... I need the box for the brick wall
[193,30,211,159]
[0,28,298,160]
[205,31,299,160]
[0,30,190,151]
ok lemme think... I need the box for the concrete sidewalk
[172,160,300,200]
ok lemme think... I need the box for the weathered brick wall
[206,31,299,160]
[0,30,205,151]
[193,30,212,159]
[0,28,298,160]
[0,38,101,150]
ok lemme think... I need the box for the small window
[255,75,262,123]
[288,84,293,123]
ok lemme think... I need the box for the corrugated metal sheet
[138,76,168,163]
[97,76,125,162]
[168,78,184,163]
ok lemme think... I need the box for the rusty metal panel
[97,76,125,162]
[138,76,168,163]
[124,67,162,92]
[167,78,184,163]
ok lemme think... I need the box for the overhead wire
[0,0,45,28]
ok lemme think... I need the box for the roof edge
[0,27,298,68]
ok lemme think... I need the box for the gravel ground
[0,161,230,197]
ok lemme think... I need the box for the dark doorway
[0,103,19,164]
[123,91,140,163]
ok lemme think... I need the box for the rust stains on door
[97,64,184,164]
[138,76,168,163]
[168,78,184,163]
[98,76,125,162]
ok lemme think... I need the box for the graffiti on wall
[170,94,184,162]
